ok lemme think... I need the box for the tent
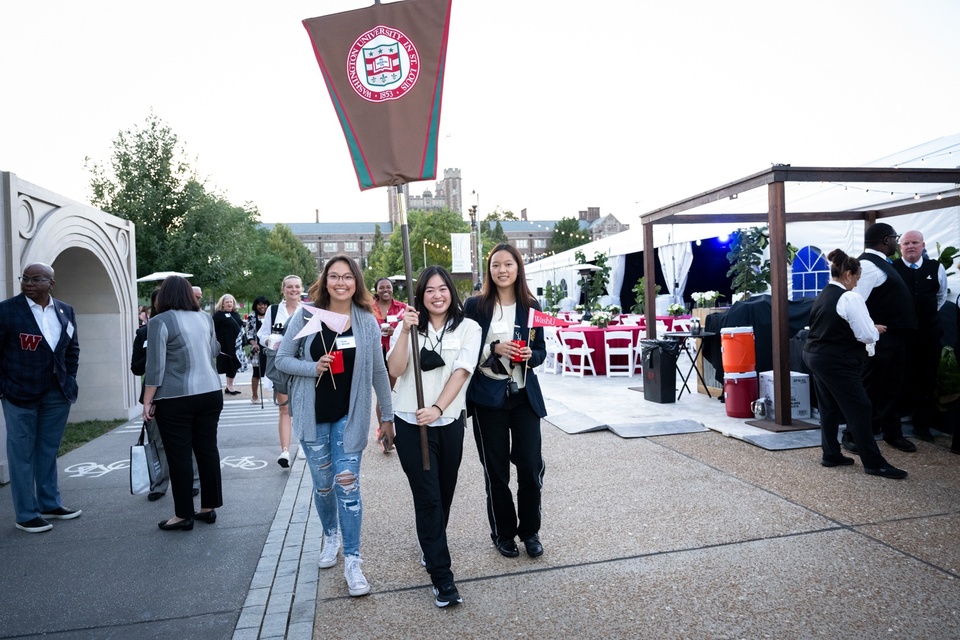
[638,134,960,425]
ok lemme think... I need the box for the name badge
[491,321,509,335]
[66,321,75,338]
[336,335,357,350]
[444,339,461,351]
[386,315,398,323]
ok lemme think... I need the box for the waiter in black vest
[842,222,918,454]
[893,230,948,440]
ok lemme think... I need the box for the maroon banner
[303,0,453,190]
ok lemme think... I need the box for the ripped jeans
[300,416,364,557]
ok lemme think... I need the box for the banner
[450,233,471,273]
[303,0,453,190]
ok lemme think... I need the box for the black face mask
[419,347,445,371]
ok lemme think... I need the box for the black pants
[803,350,888,469]
[394,415,464,587]
[902,331,942,432]
[154,390,224,518]
[470,389,545,545]
[861,330,907,439]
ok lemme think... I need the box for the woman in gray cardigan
[275,255,394,598]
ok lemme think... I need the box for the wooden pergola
[640,166,960,425]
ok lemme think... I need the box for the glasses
[327,274,356,283]
[19,276,51,284]
[885,234,901,242]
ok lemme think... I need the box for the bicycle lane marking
[63,456,269,478]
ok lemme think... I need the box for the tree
[86,113,194,284]
[725,226,798,299]
[551,217,589,254]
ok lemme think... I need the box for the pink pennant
[294,305,350,339]
[528,308,573,328]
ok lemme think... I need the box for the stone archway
[1,172,138,482]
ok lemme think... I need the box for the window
[363,241,373,252]
[323,242,338,253]
[791,246,829,300]
[303,242,317,253]
[534,238,547,249]
[344,242,358,252]
[515,239,529,249]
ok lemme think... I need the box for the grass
[58,418,127,457]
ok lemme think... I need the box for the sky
[2,0,959,227]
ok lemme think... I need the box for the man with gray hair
[893,230,948,439]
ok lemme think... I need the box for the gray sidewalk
[2,370,959,639]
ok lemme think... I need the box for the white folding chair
[603,330,634,378]
[558,330,597,377]
[542,327,562,374]
[620,316,639,326]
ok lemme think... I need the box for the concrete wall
[1,172,139,482]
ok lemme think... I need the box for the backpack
[262,304,305,401]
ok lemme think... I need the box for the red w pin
[19,334,43,351]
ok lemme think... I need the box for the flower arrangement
[574,304,585,312]
[589,311,613,328]
[667,303,686,317]
[605,304,621,315]
[691,291,721,308]
[730,292,747,304]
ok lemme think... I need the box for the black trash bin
[641,339,681,404]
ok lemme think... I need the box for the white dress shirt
[26,296,63,352]
[852,248,887,302]
[831,281,879,345]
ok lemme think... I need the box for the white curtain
[658,241,694,303]
[607,254,625,307]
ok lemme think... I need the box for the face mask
[419,347,445,371]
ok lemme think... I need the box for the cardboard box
[758,371,811,420]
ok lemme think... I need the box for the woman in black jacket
[464,243,547,559]
[213,294,244,395]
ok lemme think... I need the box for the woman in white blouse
[388,266,481,608]
[257,275,303,468]
[802,249,907,479]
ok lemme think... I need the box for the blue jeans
[300,416,364,557]
[2,389,72,523]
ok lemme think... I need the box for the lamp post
[471,190,482,289]
[422,238,427,270]
[577,264,602,321]
[468,205,478,287]
[359,236,365,270]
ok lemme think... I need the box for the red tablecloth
[557,326,644,376]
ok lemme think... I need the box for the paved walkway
[2,369,959,639]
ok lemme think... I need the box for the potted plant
[589,310,613,328]
[691,291,722,308]
[667,303,686,317]
[631,276,660,314]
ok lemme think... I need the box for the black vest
[804,283,866,362]
[858,253,918,331]
[892,258,943,337]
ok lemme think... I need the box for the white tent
[526,134,960,308]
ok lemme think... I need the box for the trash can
[641,339,680,404]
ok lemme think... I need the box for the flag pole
[396,184,430,470]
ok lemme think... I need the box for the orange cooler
[720,326,756,373]
[724,371,758,418]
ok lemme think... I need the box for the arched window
[791,246,829,299]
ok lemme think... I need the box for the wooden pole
[396,184,430,470]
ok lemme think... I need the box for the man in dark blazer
[0,262,82,533]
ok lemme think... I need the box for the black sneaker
[433,583,463,608]
[40,506,81,520]
[16,517,53,533]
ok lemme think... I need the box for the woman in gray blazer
[143,276,224,531]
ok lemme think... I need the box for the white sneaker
[344,555,370,596]
[318,532,340,569]
[277,449,290,468]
